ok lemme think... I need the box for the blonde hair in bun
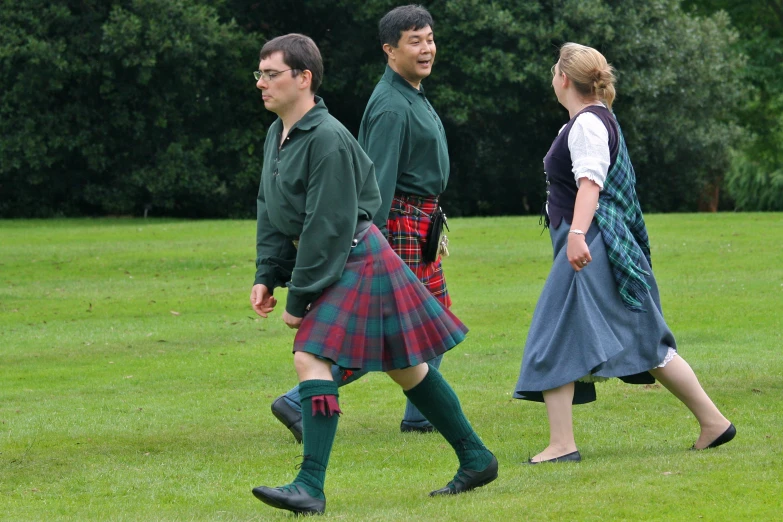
[558,43,616,109]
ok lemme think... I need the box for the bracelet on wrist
[569,229,585,236]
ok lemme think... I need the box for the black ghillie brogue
[271,395,303,443]
[251,484,325,515]
[400,421,437,434]
[429,455,499,496]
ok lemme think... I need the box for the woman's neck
[565,94,602,119]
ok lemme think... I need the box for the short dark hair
[259,33,323,93]
[378,4,434,49]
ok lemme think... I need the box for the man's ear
[382,43,395,61]
[299,69,313,91]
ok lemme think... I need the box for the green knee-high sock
[403,365,493,471]
[292,379,340,500]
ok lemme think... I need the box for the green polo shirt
[254,97,381,317]
[358,65,450,233]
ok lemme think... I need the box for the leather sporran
[423,206,449,263]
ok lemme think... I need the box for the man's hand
[282,310,303,329]
[250,284,277,318]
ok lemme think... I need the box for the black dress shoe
[524,450,581,464]
[691,423,736,450]
[400,421,436,434]
[252,484,325,515]
[429,455,498,496]
[271,395,303,443]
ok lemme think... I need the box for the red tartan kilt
[387,194,451,308]
[293,225,467,372]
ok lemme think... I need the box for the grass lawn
[1,214,781,521]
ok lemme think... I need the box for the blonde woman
[514,43,735,463]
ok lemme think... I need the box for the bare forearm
[566,179,600,272]
[571,179,600,232]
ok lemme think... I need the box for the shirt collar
[292,96,329,132]
[382,65,425,103]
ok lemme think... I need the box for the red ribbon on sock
[341,370,353,382]
[311,395,342,417]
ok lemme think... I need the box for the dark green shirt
[358,65,450,233]
[254,97,381,317]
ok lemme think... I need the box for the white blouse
[556,107,610,190]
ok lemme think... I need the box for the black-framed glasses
[254,69,295,82]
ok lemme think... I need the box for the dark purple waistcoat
[544,105,619,229]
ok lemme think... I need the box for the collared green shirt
[358,65,450,233]
[254,97,381,317]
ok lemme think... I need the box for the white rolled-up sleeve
[568,112,610,190]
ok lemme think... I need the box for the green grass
[1,214,781,521]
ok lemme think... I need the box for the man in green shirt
[271,4,452,439]
[250,33,497,516]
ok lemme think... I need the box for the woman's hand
[567,234,592,272]
[282,310,303,329]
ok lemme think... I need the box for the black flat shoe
[252,484,325,515]
[271,395,303,443]
[524,450,581,464]
[400,421,437,434]
[429,455,498,496]
[691,423,736,450]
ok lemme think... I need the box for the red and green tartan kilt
[293,225,468,372]
[388,193,451,308]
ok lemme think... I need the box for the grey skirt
[514,222,675,404]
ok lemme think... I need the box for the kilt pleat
[293,224,467,371]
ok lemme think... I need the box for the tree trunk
[698,176,722,212]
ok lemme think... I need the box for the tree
[0,0,264,217]
[224,0,746,215]
[684,0,783,210]
[0,0,748,217]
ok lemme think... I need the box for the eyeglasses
[254,69,295,82]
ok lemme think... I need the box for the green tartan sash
[594,115,652,313]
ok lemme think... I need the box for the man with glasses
[250,33,497,515]
[271,4,454,441]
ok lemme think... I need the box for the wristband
[569,229,585,236]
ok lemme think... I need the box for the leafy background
[1,0,779,217]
